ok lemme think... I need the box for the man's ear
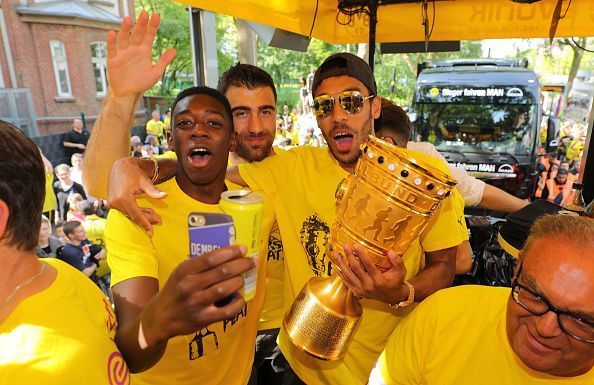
[229,131,238,153]
[167,130,174,150]
[0,200,9,241]
[371,96,382,119]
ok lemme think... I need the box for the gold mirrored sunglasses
[311,91,374,119]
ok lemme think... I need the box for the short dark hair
[377,99,412,147]
[0,121,45,251]
[80,200,95,216]
[62,220,83,237]
[171,86,233,131]
[217,63,277,102]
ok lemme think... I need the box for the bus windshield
[413,85,537,155]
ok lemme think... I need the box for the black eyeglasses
[311,91,374,119]
[511,263,594,344]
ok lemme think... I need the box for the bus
[411,59,541,199]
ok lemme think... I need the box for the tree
[559,38,588,113]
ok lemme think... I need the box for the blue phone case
[188,212,235,258]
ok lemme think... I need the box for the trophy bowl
[284,136,457,360]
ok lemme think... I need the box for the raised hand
[330,243,408,305]
[106,11,176,97]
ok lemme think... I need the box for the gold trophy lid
[364,136,458,188]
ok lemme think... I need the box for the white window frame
[90,41,108,97]
[49,40,73,97]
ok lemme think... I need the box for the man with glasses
[369,214,594,384]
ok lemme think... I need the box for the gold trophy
[283,136,457,360]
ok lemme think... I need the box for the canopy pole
[368,0,378,73]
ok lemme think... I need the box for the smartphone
[188,212,236,306]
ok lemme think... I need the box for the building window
[49,40,72,97]
[91,42,108,96]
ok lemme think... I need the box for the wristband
[143,157,159,184]
[389,280,415,310]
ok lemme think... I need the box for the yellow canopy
[176,0,594,43]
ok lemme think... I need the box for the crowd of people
[1,11,593,385]
[533,134,586,204]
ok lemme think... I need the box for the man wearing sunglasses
[226,53,462,385]
[370,214,594,385]
[100,50,462,384]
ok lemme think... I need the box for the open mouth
[332,131,354,152]
[187,147,213,168]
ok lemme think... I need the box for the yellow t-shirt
[105,178,273,385]
[83,214,110,277]
[83,214,106,247]
[42,172,57,213]
[163,116,171,132]
[155,150,177,159]
[372,285,594,385]
[0,258,128,385]
[452,189,469,241]
[239,146,463,385]
[259,146,288,331]
[146,119,165,138]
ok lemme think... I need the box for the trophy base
[283,276,362,361]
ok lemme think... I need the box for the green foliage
[216,14,238,75]
[136,0,192,99]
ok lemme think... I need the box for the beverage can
[220,190,264,302]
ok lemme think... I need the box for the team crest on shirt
[300,214,333,277]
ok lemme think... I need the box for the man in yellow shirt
[146,110,165,142]
[0,121,129,385]
[229,53,461,385]
[370,215,594,385]
[81,13,288,383]
[106,85,273,385]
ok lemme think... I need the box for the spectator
[39,147,57,222]
[54,223,69,244]
[145,110,164,142]
[53,164,86,224]
[81,200,107,247]
[35,215,63,258]
[299,77,310,114]
[62,118,89,161]
[306,67,315,105]
[542,168,572,204]
[70,153,84,186]
[369,215,594,384]
[163,108,171,136]
[130,135,143,157]
[66,195,86,222]
[141,144,154,158]
[60,221,105,286]
[0,120,128,383]
[145,134,161,155]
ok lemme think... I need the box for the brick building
[0,0,140,153]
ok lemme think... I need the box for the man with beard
[82,13,287,383]
[225,53,462,385]
[115,53,463,384]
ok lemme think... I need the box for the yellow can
[220,190,263,302]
